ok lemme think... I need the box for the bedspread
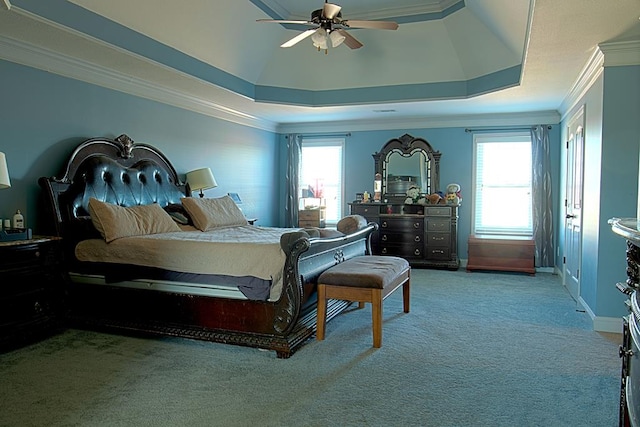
[75,225,301,300]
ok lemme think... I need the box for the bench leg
[403,274,410,313]
[372,288,382,348]
[316,284,327,341]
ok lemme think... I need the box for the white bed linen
[75,225,300,301]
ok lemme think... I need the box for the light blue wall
[0,59,280,230]
[559,64,640,321]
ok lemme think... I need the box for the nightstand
[0,236,66,350]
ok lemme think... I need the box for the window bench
[466,235,535,275]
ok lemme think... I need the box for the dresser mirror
[373,133,441,199]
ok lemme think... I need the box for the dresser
[350,202,459,269]
[610,218,640,427]
[0,236,66,349]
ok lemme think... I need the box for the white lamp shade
[0,152,10,189]
[186,167,217,193]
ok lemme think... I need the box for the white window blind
[300,138,344,225]
[472,133,533,236]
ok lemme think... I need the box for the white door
[563,108,584,302]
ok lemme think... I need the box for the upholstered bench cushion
[318,256,410,289]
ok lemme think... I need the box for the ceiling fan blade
[343,20,399,30]
[257,19,314,25]
[280,28,318,48]
[336,29,363,49]
[322,3,342,19]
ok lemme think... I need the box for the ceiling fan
[256,1,398,53]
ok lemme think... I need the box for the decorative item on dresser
[609,217,640,427]
[0,236,66,350]
[349,133,459,270]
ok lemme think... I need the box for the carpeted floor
[0,269,622,427]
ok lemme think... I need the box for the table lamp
[0,152,10,189]
[186,167,217,198]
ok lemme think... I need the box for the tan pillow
[180,196,248,231]
[337,214,368,234]
[88,198,180,243]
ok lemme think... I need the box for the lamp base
[0,228,32,242]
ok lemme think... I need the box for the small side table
[0,236,66,349]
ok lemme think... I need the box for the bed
[38,134,376,358]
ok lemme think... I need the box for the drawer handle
[381,248,388,254]
[433,250,445,254]
[414,236,421,242]
[35,251,41,258]
[414,249,421,256]
[381,221,388,228]
[381,235,388,241]
[433,236,444,241]
[413,222,420,229]
[619,345,634,358]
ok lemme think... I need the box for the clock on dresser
[0,236,66,350]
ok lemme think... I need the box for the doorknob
[566,214,576,219]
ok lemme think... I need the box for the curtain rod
[285,132,351,139]
[465,125,551,133]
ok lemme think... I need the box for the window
[472,132,532,236]
[299,138,344,226]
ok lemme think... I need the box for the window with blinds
[472,132,533,236]
[299,138,344,225]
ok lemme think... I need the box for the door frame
[563,106,585,302]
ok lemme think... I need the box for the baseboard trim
[580,296,624,333]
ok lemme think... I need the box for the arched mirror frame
[372,133,441,201]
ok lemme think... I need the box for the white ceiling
[1,0,639,132]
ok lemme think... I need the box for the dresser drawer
[425,206,451,217]
[426,218,450,232]
[426,233,451,246]
[425,246,451,260]
[380,231,422,245]
[350,204,380,217]
[379,217,424,231]
[380,244,423,258]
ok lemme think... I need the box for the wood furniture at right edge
[466,235,535,275]
[610,218,640,427]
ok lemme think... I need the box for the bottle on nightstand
[13,210,24,229]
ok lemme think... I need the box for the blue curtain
[531,125,554,267]
[285,134,301,228]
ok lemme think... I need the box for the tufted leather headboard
[39,134,188,245]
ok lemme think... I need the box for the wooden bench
[316,255,410,348]
[467,234,536,275]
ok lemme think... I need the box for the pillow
[337,214,368,234]
[180,196,248,231]
[88,198,180,243]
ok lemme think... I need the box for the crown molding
[276,111,560,134]
[560,39,640,120]
[599,40,640,67]
[559,48,604,120]
[0,35,278,132]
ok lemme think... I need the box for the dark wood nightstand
[0,236,66,350]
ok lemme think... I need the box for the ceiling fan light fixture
[329,30,345,48]
[311,28,328,49]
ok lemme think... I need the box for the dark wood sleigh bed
[38,134,376,358]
